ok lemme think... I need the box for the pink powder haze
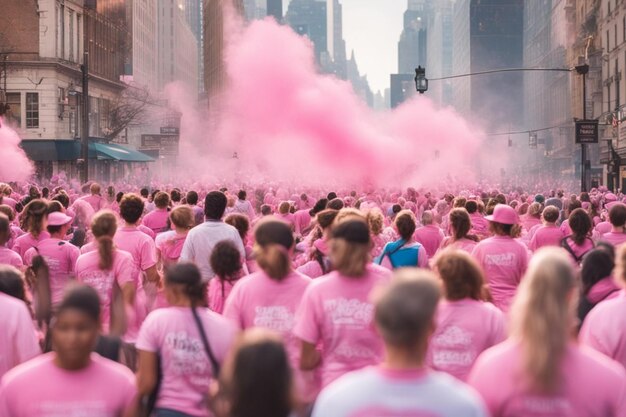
[168,18,488,188]
[0,118,34,182]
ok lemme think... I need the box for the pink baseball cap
[485,204,519,225]
[47,212,73,227]
[605,193,618,203]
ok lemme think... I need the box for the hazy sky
[341,0,406,94]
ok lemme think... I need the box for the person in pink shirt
[471,204,530,313]
[440,208,479,253]
[580,244,626,369]
[561,208,595,265]
[276,201,296,231]
[79,182,105,212]
[24,212,80,307]
[0,214,23,268]
[208,241,245,314]
[312,269,489,417]
[224,213,255,272]
[232,190,256,220]
[294,219,392,389]
[142,191,171,235]
[427,250,506,381]
[414,210,445,257]
[469,248,626,417]
[297,209,338,278]
[136,263,237,417]
[0,204,23,250]
[559,200,581,237]
[155,205,194,270]
[0,289,40,379]
[224,219,313,400]
[75,211,136,335]
[601,203,626,248]
[529,205,564,251]
[520,202,542,233]
[578,246,620,325]
[13,199,50,260]
[0,285,137,417]
[466,200,490,240]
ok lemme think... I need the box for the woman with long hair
[0,284,136,416]
[224,219,313,403]
[136,263,237,417]
[375,210,428,269]
[297,209,338,278]
[469,248,626,417]
[75,210,135,335]
[427,250,506,381]
[561,208,594,265]
[13,199,49,260]
[155,205,195,270]
[471,204,529,312]
[440,208,479,253]
[577,246,620,326]
[294,219,392,391]
[208,240,244,314]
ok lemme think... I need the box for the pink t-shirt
[521,216,542,233]
[155,230,188,267]
[471,236,530,313]
[600,232,626,248]
[562,237,594,264]
[529,225,564,252]
[427,298,506,381]
[0,293,40,379]
[414,225,445,257]
[293,209,312,236]
[297,260,326,278]
[80,194,104,212]
[0,246,24,268]
[470,213,490,239]
[440,237,478,254]
[207,278,237,315]
[12,232,51,261]
[468,340,626,417]
[0,353,136,417]
[293,265,393,388]
[75,249,135,334]
[80,241,97,254]
[136,307,237,417]
[580,292,626,369]
[24,238,80,306]
[142,208,170,235]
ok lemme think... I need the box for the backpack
[560,236,594,265]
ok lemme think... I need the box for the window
[608,30,611,51]
[623,16,626,42]
[6,93,21,127]
[69,10,74,61]
[26,93,39,128]
[615,24,618,50]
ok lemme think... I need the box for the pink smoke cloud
[0,118,34,182]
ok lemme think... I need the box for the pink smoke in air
[168,18,488,188]
[0,118,34,182]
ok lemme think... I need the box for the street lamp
[415,66,428,94]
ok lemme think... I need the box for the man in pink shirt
[0,291,40,378]
[600,203,626,248]
[529,205,565,252]
[79,182,104,212]
[141,191,170,235]
[414,210,445,257]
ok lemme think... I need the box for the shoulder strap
[191,307,221,377]
[383,240,407,269]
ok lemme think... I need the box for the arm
[300,340,321,371]
[136,350,159,396]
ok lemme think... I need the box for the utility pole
[576,64,589,192]
[81,51,89,184]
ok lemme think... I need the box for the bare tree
[103,84,158,142]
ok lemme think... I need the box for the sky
[341,0,406,94]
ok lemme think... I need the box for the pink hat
[605,193,618,203]
[485,204,519,225]
[607,201,626,211]
[47,212,73,227]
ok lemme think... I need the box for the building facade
[425,0,454,107]
[398,0,429,75]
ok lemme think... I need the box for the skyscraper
[267,0,283,21]
[183,0,205,93]
[425,0,454,107]
[398,0,430,74]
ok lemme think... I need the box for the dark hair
[154,192,170,209]
[567,200,582,215]
[310,198,329,216]
[229,333,293,417]
[20,199,48,238]
[261,204,272,216]
[327,198,344,210]
[395,211,416,241]
[0,265,27,302]
[165,262,205,305]
[58,284,101,323]
[205,191,227,220]
[52,193,70,209]
[91,211,117,270]
[543,206,560,223]
[46,201,64,215]
[609,204,626,227]
[225,213,250,241]
[254,220,294,280]
[0,214,11,245]
[119,194,145,224]
[449,208,476,241]
[569,208,592,245]
[581,249,615,296]
[436,250,485,301]
[140,188,149,198]
[211,241,243,299]
[465,200,478,214]
[170,189,182,203]
[238,190,247,200]
[327,192,338,201]
[115,191,124,203]
[186,191,199,205]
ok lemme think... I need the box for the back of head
[210,241,243,281]
[448,208,472,240]
[170,205,194,230]
[395,210,416,241]
[317,209,339,230]
[186,190,199,205]
[205,191,227,220]
[0,205,14,222]
[330,219,371,277]
[581,249,615,295]
[435,250,484,301]
[254,219,294,280]
[52,192,70,209]
[228,329,292,417]
[21,199,48,236]
[465,200,478,214]
[154,191,170,209]
[327,198,344,211]
[140,188,149,198]
[609,204,626,227]
[90,183,101,195]
[510,248,577,393]
[0,265,27,302]
[568,208,592,245]
[238,190,247,200]
[260,204,272,216]
[170,189,181,203]
[421,210,434,226]
[310,198,329,216]
[165,262,205,305]
[278,201,291,215]
[366,208,384,235]
[225,213,251,240]
[528,202,542,218]
[375,269,441,349]
[119,193,145,224]
[91,210,118,270]
[0,213,11,245]
[542,206,559,223]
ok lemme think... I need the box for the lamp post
[80,51,89,184]
[575,64,589,192]
[414,66,428,94]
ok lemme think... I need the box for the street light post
[81,51,89,185]
[575,64,589,192]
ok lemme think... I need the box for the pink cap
[485,204,519,225]
[47,212,73,227]
[605,193,618,203]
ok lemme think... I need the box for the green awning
[90,142,154,162]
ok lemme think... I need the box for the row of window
[5,92,39,129]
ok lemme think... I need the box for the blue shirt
[375,239,422,268]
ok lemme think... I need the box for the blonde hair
[330,238,369,277]
[170,205,194,230]
[510,247,577,393]
[334,207,366,224]
[366,209,384,236]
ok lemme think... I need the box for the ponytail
[165,262,205,306]
[98,236,115,271]
[256,244,291,280]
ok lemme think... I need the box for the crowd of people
[1,179,626,416]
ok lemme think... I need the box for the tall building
[183,0,205,93]
[398,0,429,74]
[347,51,373,106]
[425,0,454,107]
[126,0,158,91]
[267,0,283,21]
[452,0,524,132]
[157,0,199,91]
[204,0,245,106]
[390,74,415,108]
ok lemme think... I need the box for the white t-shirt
[312,366,488,417]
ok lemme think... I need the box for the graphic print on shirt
[164,331,210,379]
[38,400,111,417]
[512,396,572,416]
[79,270,114,301]
[323,298,374,328]
[484,253,515,267]
[431,326,475,368]
[254,306,295,333]
[351,407,440,417]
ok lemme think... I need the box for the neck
[612,226,625,233]
[54,353,91,371]
[124,222,138,228]
[174,227,188,235]
[383,343,427,369]
[50,232,65,239]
